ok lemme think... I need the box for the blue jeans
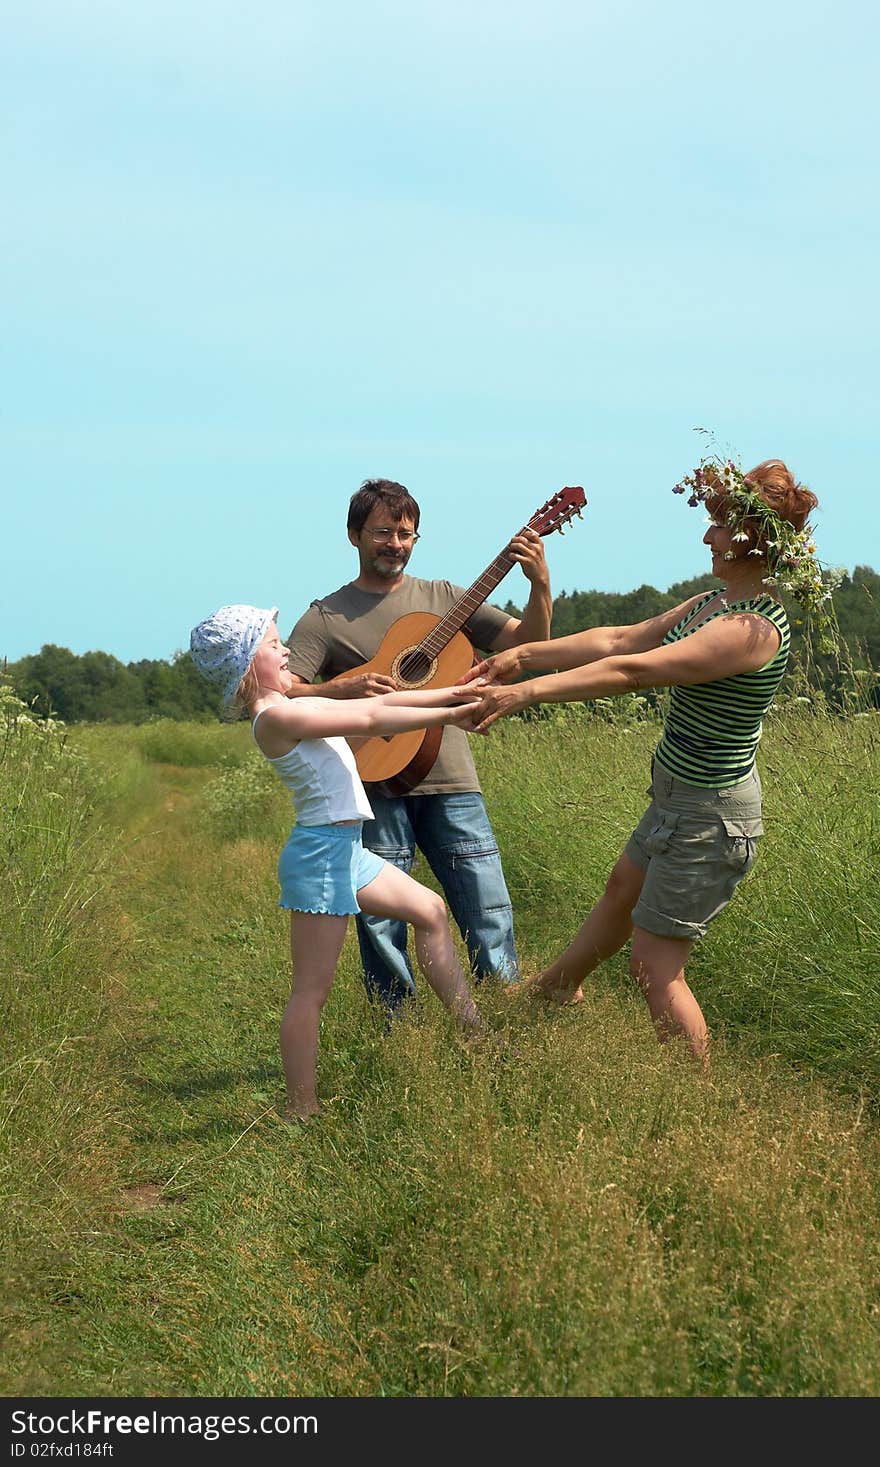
[356,791,520,1010]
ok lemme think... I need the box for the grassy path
[6,717,880,1396]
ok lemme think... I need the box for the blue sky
[3,0,878,664]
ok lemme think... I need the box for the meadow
[2,685,879,1397]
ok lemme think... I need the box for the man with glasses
[285,478,553,1012]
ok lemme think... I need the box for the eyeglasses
[364,528,420,545]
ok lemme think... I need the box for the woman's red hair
[706,458,818,552]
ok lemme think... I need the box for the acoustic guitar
[336,486,587,792]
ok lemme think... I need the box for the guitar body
[329,486,586,794]
[335,613,477,791]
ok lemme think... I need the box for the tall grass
[119,717,253,770]
[1,685,132,1385]
[3,700,879,1396]
[478,705,880,1091]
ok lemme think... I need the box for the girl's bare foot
[453,997,482,1034]
[284,1101,321,1124]
[445,985,481,1032]
[463,1027,516,1059]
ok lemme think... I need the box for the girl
[190,604,482,1119]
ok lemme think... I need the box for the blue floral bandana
[189,604,279,705]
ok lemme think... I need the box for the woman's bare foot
[531,972,585,1005]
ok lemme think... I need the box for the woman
[190,605,482,1120]
[456,458,826,1061]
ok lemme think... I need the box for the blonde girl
[190,605,481,1119]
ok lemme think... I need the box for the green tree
[7,569,878,722]
[12,644,91,720]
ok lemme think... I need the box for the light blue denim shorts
[625,763,764,941]
[278,822,386,916]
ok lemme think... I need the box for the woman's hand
[443,698,484,726]
[458,647,524,687]
[454,683,529,733]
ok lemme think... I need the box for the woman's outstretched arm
[459,612,782,732]
[459,594,709,687]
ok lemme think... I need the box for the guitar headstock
[527,486,587,537]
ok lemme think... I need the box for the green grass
[2,694,879,1396]
[479,707,880,1086]
[127,717,254,769]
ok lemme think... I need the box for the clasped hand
[452,650,528,733]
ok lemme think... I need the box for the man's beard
[371,550,410,579]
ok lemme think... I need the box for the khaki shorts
[625,762,763,942]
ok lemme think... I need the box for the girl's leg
[357,865,479,1031]
[629,926,708,1062]
[283,912,348,1119]
[534,852,646,1003]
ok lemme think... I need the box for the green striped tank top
[654,591,790,788]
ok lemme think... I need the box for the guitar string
[400,499,580,670]
[416,551,517,661]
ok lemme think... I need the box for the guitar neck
[417,533,525,660]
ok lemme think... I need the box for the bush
[200,751,291,842]
[132,719,252,769]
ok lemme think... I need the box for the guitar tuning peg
[559,525,565,535]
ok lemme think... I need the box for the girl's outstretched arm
[368,684,478,709]
[253,690,479,757]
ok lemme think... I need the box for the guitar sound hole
[398,650,433,684]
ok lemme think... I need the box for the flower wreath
[672,448,844,653]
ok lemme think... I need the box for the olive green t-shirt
[285,576,513,794]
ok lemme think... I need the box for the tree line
[6,565,879,723]
[4,644,219,724]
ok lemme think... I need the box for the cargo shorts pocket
[643,813,680,856]
[720,816,763,871]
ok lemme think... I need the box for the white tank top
[252,704,374,825]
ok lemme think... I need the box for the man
[285,478,553,1011]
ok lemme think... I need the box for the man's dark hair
[347,479,421,535]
